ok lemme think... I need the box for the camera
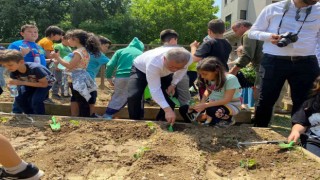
[277,32,298,47]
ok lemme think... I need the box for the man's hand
[229,66,241,75]
[166,84,176,96]
[270,34,281,45]
[164,107,176,124]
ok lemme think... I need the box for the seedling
[239,159,257,169]
[0,117,9,123]
[69,120,80,126]
[146,121,156,132]
[133,147,150,159]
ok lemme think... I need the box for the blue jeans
[254,54,319,127]
[52,69,63,95]
[15,85,51,114]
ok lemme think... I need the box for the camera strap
[277,0,312,35]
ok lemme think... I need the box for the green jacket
[236,30,264,72]
[105,37,144,78]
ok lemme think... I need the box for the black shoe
[43,98,55,104]
[90,113,101,118]
[0,163,44,180]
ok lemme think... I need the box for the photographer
[248,0,320,127]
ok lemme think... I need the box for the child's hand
[19,46,30,56]
[107,79,114,87]
[193,103,208,112]
[50,51,60,60]
[8,79,24,86]
[190,40,200,48]
[287,130,301,144]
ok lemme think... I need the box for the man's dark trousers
[254,54,319,127]
[127,66,176,120]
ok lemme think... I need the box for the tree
[0,0,68,42]
[130,0,219,44]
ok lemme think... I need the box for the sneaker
[102,114,113,120]
[0,163,44,180]
[52,94,62,100]
[43,98,55,104]
[214,117,236,128]
[91,113,102,118]
[274,108,290,114]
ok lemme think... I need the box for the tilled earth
[0,114,319,180]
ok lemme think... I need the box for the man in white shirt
[248,0,320,127]
[127,47,192,124]
[160,29,191,107]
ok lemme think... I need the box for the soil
[0,114,319,180]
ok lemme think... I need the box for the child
[190,19,232,99]
[0,90,40,180]
[52,29,99,117]
[0,134,44,179]
[288,76,320,157]
[87,35,111,80]
[0,50,54,115]
[53,34,73,98]
[37,25,64,59]
[103,37,144,120]
[86,35,111,117]
[38,25,64,104]
[179,57,241,128]
[8,24,48,114]
[8,24,47,66]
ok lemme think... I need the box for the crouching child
[0,49,55,115]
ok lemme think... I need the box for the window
[225,14,232,30]
[225,0,228,6]
[240,10,247,20]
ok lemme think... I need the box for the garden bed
[0,114,319,180]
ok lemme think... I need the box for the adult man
[248,0,320,127]
[127,48,192,124]
[160,29,191,106]
[229,20,263,93]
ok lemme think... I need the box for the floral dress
[71,47,97,101]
